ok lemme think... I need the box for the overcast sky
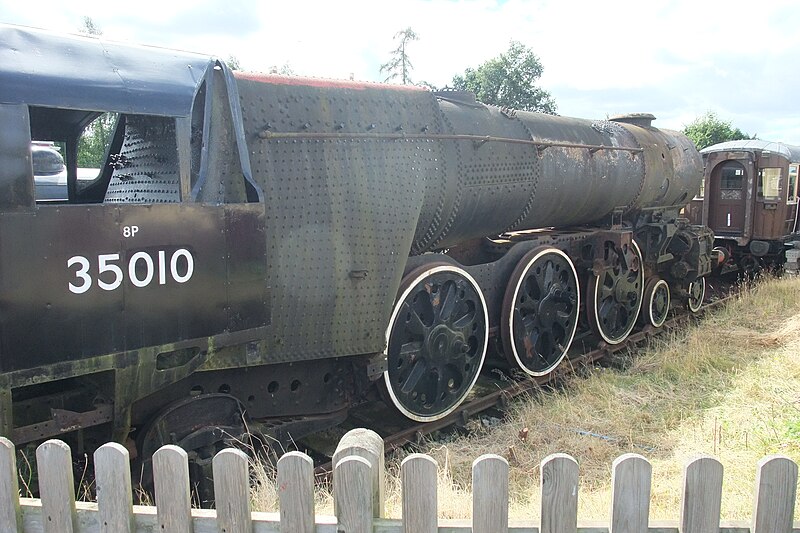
[2,0,798,144]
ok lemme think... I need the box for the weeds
[385,275,800,519]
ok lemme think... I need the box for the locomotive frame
[0,25,715,465]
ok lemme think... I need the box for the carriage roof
[700,140,800,163]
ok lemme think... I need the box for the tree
[380,28,418,85]
[80,16,102,36]
[269,63,295,75]
[416,80,439,91]
[682,112,753,150]
[78,113,117,168]
[226,55,242,71]
[451,41,556,114]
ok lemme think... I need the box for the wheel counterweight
[587,241,644,344]
[383,263,488,422]
[501,247,580,376]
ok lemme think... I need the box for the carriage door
[708,160,747,235]
[787,164,798,234]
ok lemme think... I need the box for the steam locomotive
[0,25,714,463]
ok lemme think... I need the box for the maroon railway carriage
[685,140,800,273]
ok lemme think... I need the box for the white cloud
[1,0,798,142]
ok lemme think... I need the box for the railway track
[307,289,735,476]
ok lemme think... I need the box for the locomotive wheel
[687,277,706,313]
[501,247,580,376]
[383,263,488,422]
[137,394,249,505]
[739,255,763,278]
[586,241,644,344]
[641,277,670,328]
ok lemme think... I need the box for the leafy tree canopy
[380,28,419,85]
[682,112,753,151]
[78,113,117,168]
[451,41,556,114]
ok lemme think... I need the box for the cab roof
[0,24,214,117]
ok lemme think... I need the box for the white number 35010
[67,249,194,294]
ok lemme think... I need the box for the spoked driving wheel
[501,247,580,376]
[687,277,706,313]
[641,277,670,328]
[137,394,249,505]
[383,263,488,422]
[587,241,644,344]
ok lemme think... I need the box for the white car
[32,143,99,201]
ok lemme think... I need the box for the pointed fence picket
[0,427,796,533]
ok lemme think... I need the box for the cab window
[32,113,119,203]
[28,106,183,204]
[31,142,67,202]
[77,113,117,178]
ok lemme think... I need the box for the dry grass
[251,275,800,520]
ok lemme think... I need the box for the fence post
[679,455,722,533]
[610,453,651,533]
[36,439,77,533]
[334,455,373,533]
[94,442,134,533]
[473,454,509,533]
[213,448,252,533]
[0,437,21,533]
[278,451,315,533]
[752,455,798,533]
[402,454,438,533]
[153,445,192,533]
[332,427,384,518]
[540,453,578,533]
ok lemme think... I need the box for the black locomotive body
[0,26,714,458]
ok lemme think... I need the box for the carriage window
[789,164,798,203]
[757,167,781,200]
[720,165,744,189]
[695,179,705,199]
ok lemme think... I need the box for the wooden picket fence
[0,427,797,533]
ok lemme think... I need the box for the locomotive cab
[0,27,271,452]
